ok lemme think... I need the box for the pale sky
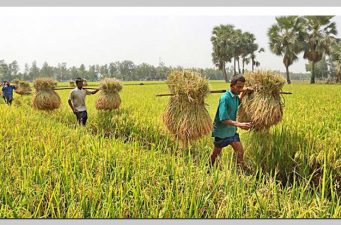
[1,7,341,73]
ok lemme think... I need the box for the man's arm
[68,99,76,113]
[68,92,76,113]
[85,88,100,95]
[222,120,252,130]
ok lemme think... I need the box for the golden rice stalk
[15,81,32,95]
[96,78,123,110]
[33,77,58,91]
[238,70,286,131]
[32,78,61,110]
[83,80,88,86]
[163,70,212,146]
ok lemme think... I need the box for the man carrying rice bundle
[2,81,17,106]
[209,75,253,169]
[68,78,99,126]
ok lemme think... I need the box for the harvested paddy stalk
[15,80,32,95]
[238,70,286,131]
[163,70,212,146]
[32,78,61,110]
[69,81,75,87]
[96,78,122,110]
[83,80,88,86]
[12,79,20,86]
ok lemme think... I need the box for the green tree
[211,24,235,82]
[268,16,304,84]
[302,16,337,84]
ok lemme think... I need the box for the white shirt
[68,88,92,112]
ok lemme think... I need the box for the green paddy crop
[0,81,340,218]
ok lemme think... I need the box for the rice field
[0,81,340,218]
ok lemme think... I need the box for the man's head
[230,75,245,95]
[75,78,83,89]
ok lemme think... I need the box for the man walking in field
[209,75,253,169]
[68,78,99,126]
[2,81,17,106]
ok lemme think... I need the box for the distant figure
[68,78,99,126]
[2,81,16,105]
[209,75,253,169]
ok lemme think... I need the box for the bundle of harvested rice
[96,78,122,110]
[162,70,212,146]
[15,81,32,95]
[69,81,75,87]
[83,80,88,86]
[237,70,286,131]
[12,79,20,86]
[32,78,61,110]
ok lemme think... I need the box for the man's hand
[242,87,254,94]
[238,122,252,130]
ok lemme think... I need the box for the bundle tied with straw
[69,81,75,87]
[12,79,20,86]
[96,78,123,111]
[163,70,212,146]
[32,78,61,110]
[237,70,286,131]
[15,80,32,95]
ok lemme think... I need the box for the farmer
[209,75,253,169]
[2,81,17,106]
[68,78,99,126]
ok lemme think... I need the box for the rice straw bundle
[32,78,61,110]
[237,70,286,131]
[163,70,212,146]
[69,81,75,87]
[15,81,32,95]
[12,79,20,86]
[83,80,88,86]
[96,78,122,111]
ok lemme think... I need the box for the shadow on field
[245,126,341,197]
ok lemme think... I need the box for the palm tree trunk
[237,57,241,74]
[222,62,228,83]
[233,58,236,75]
[311,61,316,84]
[251,57,255,71]
[242,58,245,74]
[285,65,291,84]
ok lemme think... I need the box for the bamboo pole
[155,90,292,97]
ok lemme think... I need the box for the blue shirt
[212,90,240,138]
[2,85,16,98]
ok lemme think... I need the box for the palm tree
[268,16,304,84]
[241,32,264,72]
[302,16,337,84]
[211,24,235,82]
[330,41,341,83]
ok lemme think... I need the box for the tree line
[0,60,230,82]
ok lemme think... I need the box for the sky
[1,7,341,73]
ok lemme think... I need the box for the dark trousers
[75,111,88,126]
[3,96,13,105]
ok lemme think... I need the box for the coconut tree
[268,16,304,84]
[302,16,337,84]
[211,24,235,82]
